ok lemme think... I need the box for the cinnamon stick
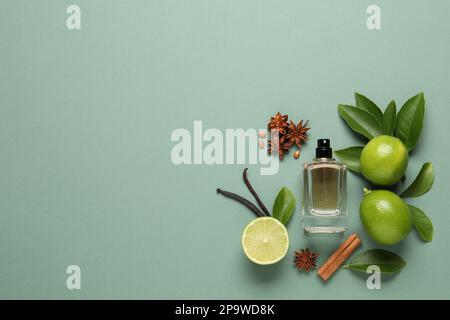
[318,233,358,275]
[318,233,361,281]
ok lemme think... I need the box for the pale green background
[1,0,449,299]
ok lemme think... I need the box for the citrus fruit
[360,135,408,186]
[359,189,412,245]
[241,217,289,265]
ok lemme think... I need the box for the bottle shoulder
[303,159,347,170]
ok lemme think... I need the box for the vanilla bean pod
[216,188,265,217]
[243,168,270,216]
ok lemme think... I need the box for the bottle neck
[315,146,332,158]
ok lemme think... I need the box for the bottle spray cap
[316,139,332,158]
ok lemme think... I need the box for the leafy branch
[335,92,434,242]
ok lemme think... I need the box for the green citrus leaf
[337,105,383,140]
[272,187,296,226]
[400,162,434,198]
[355,92,384,126]
[334,146,363,173]
[343,249,406,274]
[395,93,425,151]
[409,205,433,242]
[383,100,397,135]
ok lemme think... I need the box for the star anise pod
[285,120,310,148]
[268,112,289,135]
[294,248,319,272]
[268,136,292,160]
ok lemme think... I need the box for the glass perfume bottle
[302,139,347,233]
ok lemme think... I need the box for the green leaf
[409,205,433,242]
[355,92,384,126]
[394,92,425,151]
[338,105,383,140]
[272,187,296,225]
[343,249,406,274]
[383,100,397,135]
[400,162,434,198]
[334,146,363,173]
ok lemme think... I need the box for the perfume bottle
[302,139,347,233]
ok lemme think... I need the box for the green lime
[359,189,412,245]
[360,135,408,186]
[242,217,289,265]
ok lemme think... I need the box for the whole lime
[360,135,408,186]
[359,189,412,245]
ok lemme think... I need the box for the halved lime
[241,217,289,265]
